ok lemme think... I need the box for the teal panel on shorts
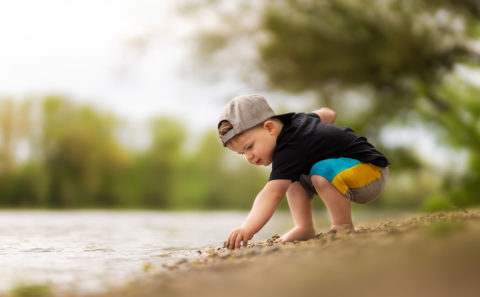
[309,157,360,182]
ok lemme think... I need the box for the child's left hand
[225,227,252,249]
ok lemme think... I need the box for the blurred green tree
[0,98,31,175]
[40,96,131,208]
[132,117,188,208]
[173,131,267,210]
[185,0,480,207]
[0,98,34,207]
[0,96,272,210]
[0,163,47,207]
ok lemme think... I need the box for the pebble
[175,259,187,265]
[264,247,280,254]
[162,263,179,270]
[219,253,231,259]
[143,263,153,272]
[163,211,479,272]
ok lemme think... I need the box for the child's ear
[263,120,276,134]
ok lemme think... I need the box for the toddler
[218,94,389,249]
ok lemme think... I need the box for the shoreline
[4,210,480,297]
[164,209,478,266]
[94,210,480,297]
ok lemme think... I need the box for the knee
[311,175,331,191]
[287,181,311,200]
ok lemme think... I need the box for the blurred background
[1,0,479,212]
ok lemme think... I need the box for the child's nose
[246,152,254,163]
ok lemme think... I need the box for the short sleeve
[269,112,320,182]
[307,112,321,121]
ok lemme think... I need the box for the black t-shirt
[269,112,390,182]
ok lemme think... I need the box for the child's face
[226,121,279,166]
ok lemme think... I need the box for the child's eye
[246,144,253,150]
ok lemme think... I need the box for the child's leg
[308,159,387,235]
[277,181,316,242]
[311,175,355,234]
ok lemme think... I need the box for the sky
[0,0,259,134]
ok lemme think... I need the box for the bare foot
[329,224,355,235]
[276,226,316,243]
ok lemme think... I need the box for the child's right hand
[225,227,253,249]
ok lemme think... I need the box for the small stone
[247,249,261,256]
[388,228,400,235]
[162,263,178,270]
[204,249,215,255]
[233,251,245,258]
[327,229,337,234]
[220,253,231,259]
[142,262,152,272]
[175,258,187,265]
[265,247,280,254]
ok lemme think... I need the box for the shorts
[298,157,388,204]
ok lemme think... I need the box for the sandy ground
[6,210,480,297]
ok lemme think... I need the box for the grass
[9,284,52,297]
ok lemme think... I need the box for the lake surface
[0,210,411,294]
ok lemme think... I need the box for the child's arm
[313,107,336,124]
[226,179,291,249]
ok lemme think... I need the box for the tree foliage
[0,97,268,209]
[0,98,30,175]
[186,0,480,207]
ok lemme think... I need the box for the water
[0,210,295,293]
[0,210,411,294]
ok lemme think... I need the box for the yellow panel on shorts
[331,163,382,195]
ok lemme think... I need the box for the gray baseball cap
[218,94,276,146]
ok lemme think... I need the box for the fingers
[227,231,236,249]
[226,230,249,249]
[227,231,238,249]
[242,237,249,248]
[235,235,243,249]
